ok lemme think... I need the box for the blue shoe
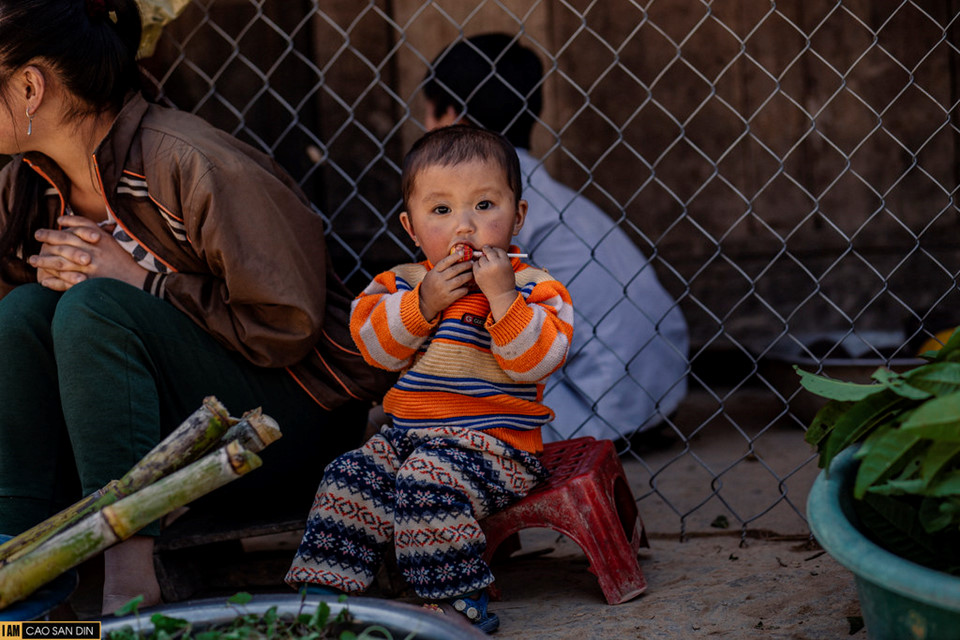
[447,590,499,634]
[299,583,342,597]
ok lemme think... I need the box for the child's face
[400,159,526,266]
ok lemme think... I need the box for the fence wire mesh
[139,0,960,537]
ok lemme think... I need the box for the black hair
[401,124,523,212]
[0,0,142,118]
[423,33,543,150]
[0,0,142,274]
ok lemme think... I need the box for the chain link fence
[139,0,960,537]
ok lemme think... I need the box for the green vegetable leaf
[871,369,932,400]
[227,592,253,605]
[851,410,917,458]
[869,478,926,495]
[113,595,144,618]
[853,427,923,499]
[919,497,960,533]
[308,601,331,629]
[903,362,960,397]
[927,471,960,497]
[821,389,910,470]
[920,443,960,487]
[857,493,960,573]
[805,400,854,448]
[855,493,939,563]
[796,366,884,401]
[150,614,189,634]
[105,628,136,640]
[899,391,960,441]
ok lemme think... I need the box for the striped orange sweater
[350,257,574,453]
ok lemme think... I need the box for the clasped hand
[418,245,518,323]
[28,216,148,291]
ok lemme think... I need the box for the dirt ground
[472,388,867,639]
[488,529,863,639]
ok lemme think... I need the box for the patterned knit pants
[285,426,547,599]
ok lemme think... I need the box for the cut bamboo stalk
[0,440,261,610]
[0,397,240,566]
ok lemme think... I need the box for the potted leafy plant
[801,330,960,639]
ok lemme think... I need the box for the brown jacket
[0,93,394,409]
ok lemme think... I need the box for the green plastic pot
[807,449,960,639]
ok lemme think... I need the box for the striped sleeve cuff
[142,271,168,298]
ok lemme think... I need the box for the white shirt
[514,149,689,442]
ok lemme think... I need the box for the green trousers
[0,280,367,535]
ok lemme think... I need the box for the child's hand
[418,252,474,321]
[474,245,518,321]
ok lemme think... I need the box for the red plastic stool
[481,436,649,604]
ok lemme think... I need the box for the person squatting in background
[424,33,690,446]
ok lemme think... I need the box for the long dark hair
[0,0,142,276]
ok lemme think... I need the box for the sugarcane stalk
[0,440,261,611]
[0,397,237,566]
[219,407,281,453]
[115,396,237,493]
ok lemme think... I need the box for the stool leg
[566,479,647,604]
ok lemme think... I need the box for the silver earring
[26,108,33,136]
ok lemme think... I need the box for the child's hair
[401,124,523,211]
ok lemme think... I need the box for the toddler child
[285,125,574,633]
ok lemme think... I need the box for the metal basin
[100,593,486,639]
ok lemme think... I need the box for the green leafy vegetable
[227,592,253,606]
[796,366,883,401]
[852,427,922,499]
[799,330,960,574]
[820,389,908,471]
[115,595,145,618]
[903,362,960,397]
[805,400,854,449]
[106,594,403,640]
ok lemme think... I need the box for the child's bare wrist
[487,291,518,321]
[419,296,437,322]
